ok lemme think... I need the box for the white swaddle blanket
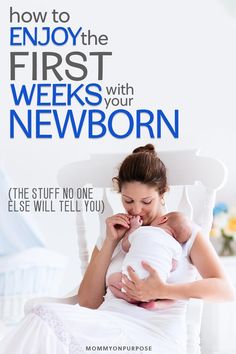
[122,226,182,280]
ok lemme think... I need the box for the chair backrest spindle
[178,186,193,219]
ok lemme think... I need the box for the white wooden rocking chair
[26,149,227,354]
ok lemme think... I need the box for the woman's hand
[121,261,168,302]
[106,213,132,243]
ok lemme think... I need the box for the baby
[107,211,192,309]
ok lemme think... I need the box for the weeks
[10,83,134,108]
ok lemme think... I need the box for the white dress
[0,225,200,354]
[122,226,182,280]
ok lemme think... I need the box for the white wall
[0,0,236,292]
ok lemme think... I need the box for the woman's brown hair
[113,144,168,195]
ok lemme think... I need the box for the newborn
[107,211,192,309]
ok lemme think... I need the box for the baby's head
[151,211,192,243]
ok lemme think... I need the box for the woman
[1,144,235,354]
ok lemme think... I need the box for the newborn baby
[107,211,192,309]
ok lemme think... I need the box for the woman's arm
[78,213,131,309]
[122,232,236,302]
[164,232,235,301]
[78,240,117,309]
